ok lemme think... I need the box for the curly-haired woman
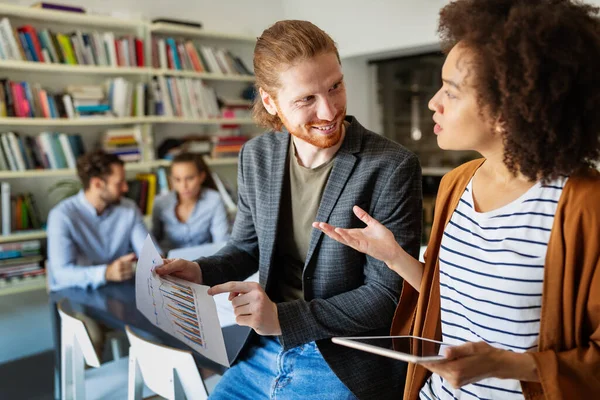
[315,0,600,398]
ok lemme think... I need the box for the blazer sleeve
[277,153,423,349]
[195,145,259,285]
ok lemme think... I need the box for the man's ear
[259,87,277,116]
[89,176,104,191]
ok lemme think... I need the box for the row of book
[0,78,147,119]
[0,184,43,235]
[0,17,145,67]
[151,76,220,119]
[125,169,169,216]
[151,38,252,76]
[0,239,44,280]
[0,78,254,120]
[0,131,85,171]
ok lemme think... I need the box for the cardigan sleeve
[524,172,600,399]
[528,257,600,399]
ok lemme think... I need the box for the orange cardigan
[391,159,600,400]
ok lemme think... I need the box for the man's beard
[100,189,120,206]
[278,106,347,149]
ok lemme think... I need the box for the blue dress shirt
[47,190,153,291]
[151,188,230,252]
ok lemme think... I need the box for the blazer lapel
[304,118,362,268]
[262,133,290,284]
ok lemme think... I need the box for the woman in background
[152,152,229,252]
[315,0,600,398]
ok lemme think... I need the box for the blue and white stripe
[420,177,567,400]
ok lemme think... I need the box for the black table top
[49,279,251,374]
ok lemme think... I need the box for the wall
[281,0,447,59]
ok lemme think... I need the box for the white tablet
[331,335,451,364]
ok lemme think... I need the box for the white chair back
[57,300,101,400]
[126,325,208,400]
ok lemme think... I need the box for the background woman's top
[152,188,229,252]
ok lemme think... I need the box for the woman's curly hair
[438,0,600,180]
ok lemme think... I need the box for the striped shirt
[420,176,568,400]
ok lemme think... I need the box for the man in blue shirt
[47,150,154,291]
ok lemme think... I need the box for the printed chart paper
[136,235,229,367]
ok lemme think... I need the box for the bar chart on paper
[158,278,206,348]
[136,235,229,367]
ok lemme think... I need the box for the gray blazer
[197,116,422,400]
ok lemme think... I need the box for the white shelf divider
[0,274,47,297]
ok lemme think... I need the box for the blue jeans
[209,336,357,400]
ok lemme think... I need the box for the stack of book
[0,239,44,281]
[151,38,252,76]
[1,183,43,235]
[102,127,142,163]
[66,84,109,118]
[0,17,145,67]
[211,135,248,159]
[0,131,85,171]
[150,76,219,118]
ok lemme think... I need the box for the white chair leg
[128,348,144,400]
[110,337,122,360]
[173,369,187,400]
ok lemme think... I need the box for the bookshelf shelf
[0,61,255,82]
[0,274,46,297]
[0,60,151,75]
[0,160,173,179]
[0,229,47,243]
[151,117,255,125]
[0,117,148,126]
[149,23,256,43]
[0,158,237,179]
[0,3,142,30]
[153,69,255,82]
[0,117,256,126]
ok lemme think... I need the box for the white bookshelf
[0,274,46,296]
[0,3,254,293]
